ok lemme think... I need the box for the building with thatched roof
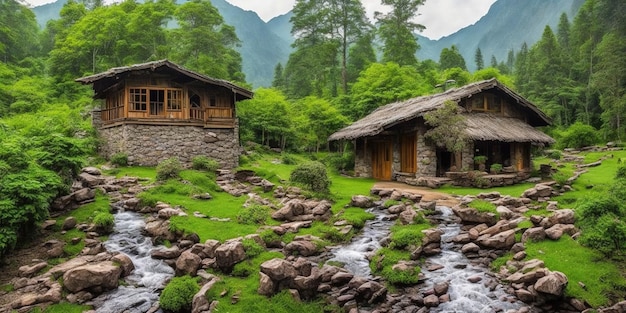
[329,79,554,187]
[77,60,253,168]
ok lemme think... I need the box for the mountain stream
[92,211,174,313]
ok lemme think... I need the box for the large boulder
[522,227,546,243]
[534,271,568,296]
[548,209,576,225]
[214,240,246,272]
[260,258,298,282]
[452,207,497,225]
[62,261,122,293]
[176,250,202,276]
[350,195,374,208]
[284,240,318,257]
[477,229,516,250]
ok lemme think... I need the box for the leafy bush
[156,157,183,181]
[159,275,199,312]
[281,153,298,165]
[580,214,626,257]
[259,229,281,246]
[110,152,128,166]
[191,156,219,172]
[241,238,265,259]
[289,161,330,193]
[616,165,626,180]
[323,152,355,172]
[237,205,271,225]
[558,122,600,149]
[553,171,570,186]
[93,211,114,233]
[231,260,255,277]
[578,196,624,221]
[490,163,503,174]
[547,150,562,160]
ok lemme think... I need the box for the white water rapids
[330,205,526,312]
[92,211,174,313]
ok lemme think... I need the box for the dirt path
[373,181,460,207]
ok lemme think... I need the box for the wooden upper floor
[76,60,253,129]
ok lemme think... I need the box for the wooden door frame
[371,141,393,181]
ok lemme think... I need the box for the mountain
[417,0,586,71]
[30,0,586,87]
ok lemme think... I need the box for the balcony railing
[102,106,234,128]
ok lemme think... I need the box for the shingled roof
[329,79,553,144]
[76,59,253,100]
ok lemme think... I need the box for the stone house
[76,60,253,168]
[329,79,555,187]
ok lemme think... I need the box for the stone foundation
[98,123,240,168]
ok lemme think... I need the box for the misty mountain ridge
[31,0,585,87]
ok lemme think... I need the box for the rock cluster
[259,258,387,309]
[450,191,583,311]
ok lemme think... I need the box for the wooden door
[372,141,392,180]
[400,133,417,173]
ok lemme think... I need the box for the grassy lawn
[524,236,626,307]
[438,182,535,198]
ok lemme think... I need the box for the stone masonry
[98,122,240,169]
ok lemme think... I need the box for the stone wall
[98,122,240,168]
[461,142,475,171]
[416,127,437,177]
[354,139,372,178]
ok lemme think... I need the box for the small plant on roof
[424,100,468,153]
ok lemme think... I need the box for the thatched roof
[76,60,253,100]
[329,79,552,142]
[464,113,555,144]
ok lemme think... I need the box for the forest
[0,0,625,263]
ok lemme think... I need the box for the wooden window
[400,134,417,173]
[167,90,182,111]
[149,89,164,116]
[129,88,147,111]
[209,96,217,107]
[471,94,502,113]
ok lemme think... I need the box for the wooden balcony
[101,106,235,129]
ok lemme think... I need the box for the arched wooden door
[372,141,392,180]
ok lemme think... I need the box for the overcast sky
[25,0,497,40]
[225,0,497,39]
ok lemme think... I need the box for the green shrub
[323,152,355,172]
[490,163,503,173]
[578,196,624,221]
[156,157,183,181]
[110,152,128,166]
[553,171,570,186]
[93,211,114,233]
[370,248,420,285]
[241,238,265,259]
[580,214,626,257]
[231,260,255,277]
[281,153,298,165]
[159,275,199,312]
[616,165,626,180]
[236,205,271,225]
[558,122,600,149]
[289,161,330,193]
[191,156,219,172]
[259,229,281,246]
[547,150,562,160]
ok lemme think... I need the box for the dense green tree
[440,67,471,88]
[0,0,40,63]
[272,63,286,90]
[474,47,484,70]
[293,96,348,151]
[170,0,244,82]
[238,88,292,148]
[439,45,466,71]
[593,33,626,140]
[123,0,175,63]
[375,0,425,66]
[346,62,432,120]
[346,33,377,86]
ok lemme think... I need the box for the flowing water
[331,205,525,312]
[328,206,395,277]
[92,211,175,313]
[424,206,524,313]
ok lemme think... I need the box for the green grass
[206,251,331,313]
[104,166,157,182]
[370,247,420,285]
[524,236,626,307]
[389,223,431,249]
[467,199,499,218]
[337,207,375,229]
[438,182,535,198]
[42,303,92,313]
